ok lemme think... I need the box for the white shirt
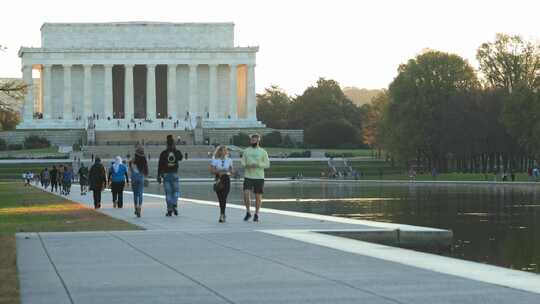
[211,158,233,172]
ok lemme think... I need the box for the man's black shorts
[243,178,264,194]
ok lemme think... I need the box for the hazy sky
[1,0,539,95]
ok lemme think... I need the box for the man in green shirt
[241,134,270,222]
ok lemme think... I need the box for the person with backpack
[129,145,149,217]
[157,135,183,217]
[89,157,107,209]
[108,156,129,208]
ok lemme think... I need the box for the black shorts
[243,178,264,194]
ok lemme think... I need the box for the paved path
[16,186,540,304]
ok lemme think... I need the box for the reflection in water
[145,180,540,274]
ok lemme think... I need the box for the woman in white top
[209,145,234,223]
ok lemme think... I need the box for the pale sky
[1,0,539,95]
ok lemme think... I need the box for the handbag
[213,176,224,192]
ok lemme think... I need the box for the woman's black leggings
[215,175,230,215]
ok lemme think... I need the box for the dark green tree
[256,86,292,129]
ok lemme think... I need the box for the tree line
[362,34,540,173]
[257,33,540,173]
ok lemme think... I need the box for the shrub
[7,144,23,150]
[288,150,311,158]
[0,138,6,151]
[262,131,282,147]
[23,135,50,149]
[325,152,354,158]
[231,132,250,146]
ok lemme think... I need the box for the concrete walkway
[16,186,540,304]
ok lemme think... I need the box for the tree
[385,50,480,167]
[305,119,360,148]
[477,33,540,92]
[256,86,292,129]
[289,78,364,147]
[501,86,540,157]
[0,109,20,130]
[360,90,389,150]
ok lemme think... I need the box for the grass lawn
[266,160,400,178]
[0,147,68,159]
[0,162,70,181]
[0,182,139,304]
[253,147,374,157]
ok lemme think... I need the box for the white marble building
[17,22,264,130]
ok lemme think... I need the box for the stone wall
[0,130,85,146]
[205,128,304,145]
[94,130,194,145]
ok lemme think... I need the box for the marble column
[208,64,218,120]
[42,64,52,119]
[104,64,113,119]
[246,64,256,120]
[167,64,177,119]
[63,64,72,120]
[124,64,134,119]
[83,64,92,119]
[146,64,156,119]
[22,65,34,121]
[188,64,198,115]
[229,64,238,119]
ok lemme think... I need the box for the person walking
[241,134,270,222]
[50,165,58,192]
[209,145,234,223]
[157,135,183,216]
[78,163,89,195]
[62,165,73,195]
[129,145,149,218]
[89,157,107,209]
[58,166,65,194]
[42,168,51,190]
[108,156,129,208]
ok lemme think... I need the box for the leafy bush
[231,132,250,146]
[288,150,311,158]
[23,135,50,149]
[325,152,354,158]
[0,138,6,151]
[262,131,282,147]
[7,144,23,150]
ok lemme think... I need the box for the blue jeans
[131,172,144,207]
[163,173,180,210]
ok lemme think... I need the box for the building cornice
[19,46,259,57]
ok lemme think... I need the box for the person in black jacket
[157,135,183,216]
[89,157,107,209]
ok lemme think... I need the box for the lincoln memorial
[17,22,264,131]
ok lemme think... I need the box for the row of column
[24,63,257,121]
